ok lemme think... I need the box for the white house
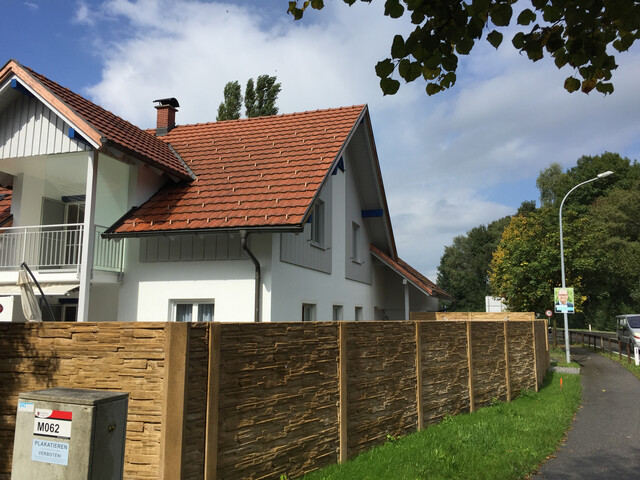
[0,59,452,323]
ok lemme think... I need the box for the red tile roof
[1,60,191,180]
[370,244,454,301]
[110,106,366,234]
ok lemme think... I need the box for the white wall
[87,284,120,321]
[270,169,380,322]
[0,295,16,321]
[344,151,373,284]
[118,235,272,322]
[95,154,131,227]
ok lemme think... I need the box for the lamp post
[559,170,613,364]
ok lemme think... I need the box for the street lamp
[559,170,613,364]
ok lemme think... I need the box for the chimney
[153,98,180,136]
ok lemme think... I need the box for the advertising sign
[554,287,575,314]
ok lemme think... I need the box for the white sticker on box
[18,402,34,413]
[33,409,72,439]
[31,439,69,466]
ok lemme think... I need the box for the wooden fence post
[503,322,511,402]
[619,340,622,361]
[159,322,189,480]
[466,321,475,413]
[339,322,348,463]
[415,321,423,430]
[531,321,539,392]
[205,323,221,480]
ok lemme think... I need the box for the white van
[616,314,640,346]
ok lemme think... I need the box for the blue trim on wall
[10,79,34,98]
[68,127,90,145]
[361,209,384,218]
[331,158,345,175]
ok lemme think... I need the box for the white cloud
[73,1,93,25]
[83,0,640,283]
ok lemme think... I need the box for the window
[355,306,363,321]
[332,305,343,321]
[351,222,360,262]
[302,303,316,322]
[171,300,215,322]
[310,201,325,247]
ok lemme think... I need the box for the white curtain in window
[175,303,192,322]
[198,303,214,322]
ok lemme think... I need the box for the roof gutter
[240,230,261,323]
[101,223,303,239]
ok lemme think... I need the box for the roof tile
[370,244,454,302]
[22,65,191,180]
[112,106,365,234]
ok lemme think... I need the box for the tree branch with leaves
[288,0,639,95]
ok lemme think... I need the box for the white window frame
[332,305,343,321]
[302,303,317,322]
[355,306,363,321]
[351,221,361,263]
[170,299,215,322]
[310,200,325,248]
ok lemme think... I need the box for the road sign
[545,310,553,317]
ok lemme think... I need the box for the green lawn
[598,350,640,381]
[299,372,581,480]
[549,347,581,368]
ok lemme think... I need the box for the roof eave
[102,223,304,239]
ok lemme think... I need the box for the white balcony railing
[0,223,123,273]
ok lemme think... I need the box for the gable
[0,89,91,159]
[0,59,192,180]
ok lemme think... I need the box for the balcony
[0,223,123,273]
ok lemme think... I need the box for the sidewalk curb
[549,366,581,374]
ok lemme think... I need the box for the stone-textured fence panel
[0,319,547,480]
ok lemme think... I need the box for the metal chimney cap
[153,98,180,108]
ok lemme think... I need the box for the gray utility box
[11,388,128,480]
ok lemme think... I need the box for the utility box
[11,388,128,480]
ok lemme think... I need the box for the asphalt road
[532,347,640,479]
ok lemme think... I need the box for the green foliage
[489,207,573,315]
[245,75,281,118]
[217,75,281,121]
[491,153,640,328]
[216,80,242,121]
[288,0,640,96]
[301,372,581,480]
[581,181,640,329]
[437,215,511,311]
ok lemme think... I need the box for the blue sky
[2,0,639,280]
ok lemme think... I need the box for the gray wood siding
[0,94,90,159]
[139,233,244,262]
[280,182,332,274]
[344,152,373,284]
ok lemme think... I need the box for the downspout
[240,230,261,323]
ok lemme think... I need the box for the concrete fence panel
[0,319,547,480]
[420,321,471,426]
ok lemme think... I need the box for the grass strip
[549,347,581,368]
[300,372,581,480]
[597,350,640,381]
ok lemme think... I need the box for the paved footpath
[533,347,640,479]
